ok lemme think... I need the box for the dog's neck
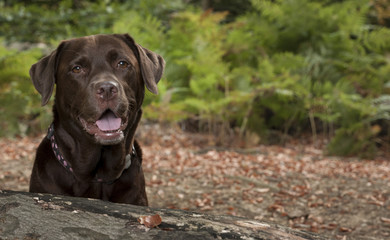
[46,123,135,184]
[49,106,143,182]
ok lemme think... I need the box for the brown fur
[29,34,165,205]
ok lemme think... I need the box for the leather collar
[47,123,135,184]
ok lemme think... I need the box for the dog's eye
[117,61,129,69]
[72,66,82,73]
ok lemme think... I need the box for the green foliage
[224,0,390,156]
[1,0,390,157]
[1,1,118,42]
[0,44,50,136]
[327,123,378,159]
[0,0,185,43]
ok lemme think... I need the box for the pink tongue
[96,111,121,131]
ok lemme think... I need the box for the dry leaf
[339,227,352,232]
[380,217,390,224]
[255,188,270,193]
[138,214,162,228]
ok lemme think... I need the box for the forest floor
[0,123,389,240]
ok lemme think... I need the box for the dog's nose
[96,81,119,100]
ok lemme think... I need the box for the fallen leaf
[255,188,270,193]
[339,227,352,232]
[368,196,384,206]
[138,214,162,228]
[380,217,390,224]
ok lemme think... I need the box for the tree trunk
[0,190,328,240]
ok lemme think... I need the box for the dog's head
[30,34,165,145]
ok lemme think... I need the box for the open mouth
[96,110,122,132]
[79,109,128,145]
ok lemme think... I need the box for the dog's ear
[29,43,64,106]
[119,34,165,94]
[135,45,165,94]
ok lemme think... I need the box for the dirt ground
[1,123,389,240]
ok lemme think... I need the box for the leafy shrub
[0,45,50,136]
[1,0,390,157]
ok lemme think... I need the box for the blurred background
[1,0,390,158]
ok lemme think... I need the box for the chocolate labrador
[29,34,165,205]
